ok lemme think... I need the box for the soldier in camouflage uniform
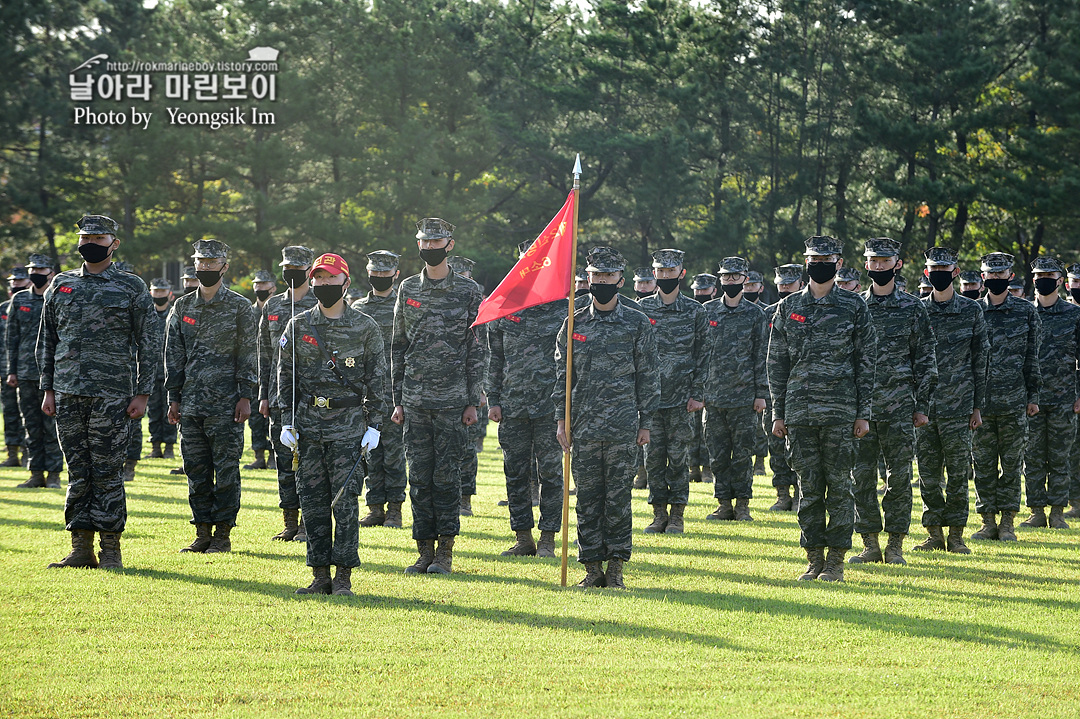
[258,246,318,541]
[969,252,1041,543]
[145,278,177,460]
[351,250,408,529]
[40,214,159,570]
[166,240,258,555]
[764,264,804,511]
[915,247,989,554]
[278,253,388,596]
[107,261,146,484]
[244,270,277,471]
[636,249,707,534]
[958,270,983,301]
[894,275,908,293]
[836,267,861,293]
[180,266,199,296]
[2,267,29,467]
[554,246,660,589]
[574,268,590,298]
[689,272,717,483]
[631,267,656,489]
[447,254,486,516]
[486,238,566,556]
[1021,257,1080,531]
[1067,263,1080,520]
[1008,277,1026,299]
[917,274,932,299]
[743,269,770,476]
[701,257,768,523]
[392,218,484,575]
[769,236,877,582]
[6,254,64,488]
[849,238,937,566]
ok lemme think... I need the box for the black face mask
[78,242,113,264]
[197,270,223,287]
[867,269,896,287]
[694,293,712,303]
[590,283,620,305]
[721,283,742,298]
[1071,288,1080,304]
[283,269,308,289]
[919,288,932,297]
[255,289,271,302]
[1034,278,1058,297]
[778,290,793,300]
[961,289,982,300]
[656,278,681,295]
[419,246,449,266]
[29,274,50,289]
[153,296,170,307]
[369,276,394,293]
[312,283,346,307]
[635,290,653,299]
[927,270,954,292]
[806,261,838,284]
[743,291,759,303]
[575,288,591,297]
[984,278,1010,296]
[183,285,197,295]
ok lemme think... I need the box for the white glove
[361,426,381,452]
[280,425,298,450]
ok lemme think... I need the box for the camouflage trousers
[754,405,769,459]
[852,420,913,535]
[126,417,143,460]
[363,418,407,506]
[972,411,1026,515]
[404,408,465,540]
[297,438,362,568]
[764,408,796,489]
[1024,405,1075,509]
[705,405,758,500]
[17,382,63,472]
[498,415,563,532]
[248,411,271,453]
[2,381,24,447]
[689,410,708,469]
[571,439,635,563]
[915,417,971,528]
[54,393,131,533]
[147,380,176,446]
[270,409,300,510]
[1071,428,1080,501]
[786,424,854,550]
[645,407,693,506]
[461,420,479,497]
[180,415,243,526]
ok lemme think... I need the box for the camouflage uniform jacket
[980,294,1042,414]
[637,293,708,408]
[391,268,484,409]
[553,301,660,443]
[38,263,158,399]
[701,296,768,409]
[5,289,45,380]
[768,285,877,426]
[485,300,564,419]
[922,293,989,419]
[165,284,258,415]
[861,287,938,420]
[351,289,396,369]
[258,289,318,405]
[277,305,389,443]
[1033,298,1080,406]
[0,299,9,368]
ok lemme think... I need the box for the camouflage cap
[180,266,198,280]
[774,264,803,285]
[415,217,455,241]
[585,246,626,273]
[745,270,764,284]
[958,270,982,284]
[837,267,861,283]
[575,267,588,282]
[1030,256,1065,275]
[76,214,119,236]
[691,273,717,290]
[26,253,53,269]
[279,245,314,268]
[804,235,843,257]
[447,256,475,275]
[1068,263,1080,280]
[1008,277,1024,290]
[918,274,933,288]
[149,277,173,290]
[251,269,275,284]
[191,239,229,260]
[980,252,1014,273]
[633,266,654,282]
[650,248,685,269]
[366,250,400,273]
[863,237,901,258]
[718,257,750,276]
[7,266,28,280]
[895,276,908,291]
[924,247,959,267]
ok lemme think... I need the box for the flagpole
[560,154,581,588]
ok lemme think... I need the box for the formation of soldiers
[5,213,1080,590]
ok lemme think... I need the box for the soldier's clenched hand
[853,419,869,438]
[772,419,787,438]
[259,399,270,418]
[556,420,570,453]
[1026,403,1039,418]
[391,405,404,425]
[127,394,149,420]
[686,398,704,413]
[636,429,650,446]
[168,401,181,425]
[234,398,251,423]
[753,398,766,413]
[488,405,502,423]
[462,405,478,426]
[912,412,929,428]
[41,390,56,417]
[969,409,983,431]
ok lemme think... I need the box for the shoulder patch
[279,334,288,349]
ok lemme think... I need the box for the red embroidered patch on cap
[182,316,196,325]
[406,298,421,308]
[302,334,318,346]
[58,286,73,294]
[572,333,586,342]
[790,313,806,323]
[267,314,279,321]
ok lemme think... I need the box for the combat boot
[501,529,536,556]
[1063,499,1080,519]
[243,450,267,470]
[633,465,647,490]
[848,533,883,564]
[2,445,20,467]
[44,472,61,489]
[47,529,98,568]
[296,566,332,595]
[969,513,998,540]
[946,526,971,554]
[997,511,1017,541]
[912,526,946,551]
[148,441,163,459]
[384,501,403,528]
[818,548,846,582]
[644,504,668,533]
[332,566,354,596]
[271,508,300,541]
[205,524,232,553]
[359,504,386,527]
[605,557,626,589]
[122,459,137,482]
[98,532,123,569]
[267,451,277,470]
[884,533,907,565]
[798,548,825,581]
[706,499,734,521]
[701,466,715,483]
[753,455,766,476]
[734,497,753,521]
[688,466,701,483]
[405,539,436,574]
[769,486,792,512]
[16,470,45,488]
[427,535,455,574]
[163,444,176,459]
[1019,507,1047,528]
[1048,506,1069,529]
[536,530,557,558]
[180,522,213,553]
[293,517,307,543]
[459,495,473,517]
[665,504,686,534]
[576,561,606,588]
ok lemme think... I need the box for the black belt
[309,394,363,409]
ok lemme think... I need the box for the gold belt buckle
[315,396,329,408]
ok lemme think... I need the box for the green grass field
[1,425,1078,718]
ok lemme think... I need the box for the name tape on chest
[302,334,319,346]
[18,306,30,312]
[789,312,807,323]
[406,298,422,308]
[709,319,718,327]
[268,314,279,321]
[58,286,73,294]
[182,315,196,325]
[572,333,586,342]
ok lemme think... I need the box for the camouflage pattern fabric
[146,308,176,445]
[704,405,758,499]
[1032,297,1080,407]
[126,419,142,461]
[916,418,972,527]
[702,297,768,408]
[296,438,362,568]
[499,416,563,532]
[0,297,22,446]
[5,289,44,381]
[637,293,709,408]
[180,415,244,525]
[16,383,62,471]
[972,412,1027,514]
[979,294,1042,414]
[689,411,708,470]
[55,393,132,532]
[645,407,693,505]
[248,412,270,452]
[572,439,636,563]
[1025,406,1076,508]
[922,293,989,419]
[405,408,465,540]
[852,422,914,534]
[1070,424,1080,501]
[763,301,794,489]
[786,424,854,549]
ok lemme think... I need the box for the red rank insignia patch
[58,286,73,294]
[649,318,657,325]
[572,333,586,342]
[709,320,718,327]
[268,314,279,321]
[302,334,318,346]
[508,315,521,323]
[182,316,196,325]
[406,298,421,308]
[19,306,30,312]
[790,313,806,323]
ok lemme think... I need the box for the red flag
[472,191,576,326]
